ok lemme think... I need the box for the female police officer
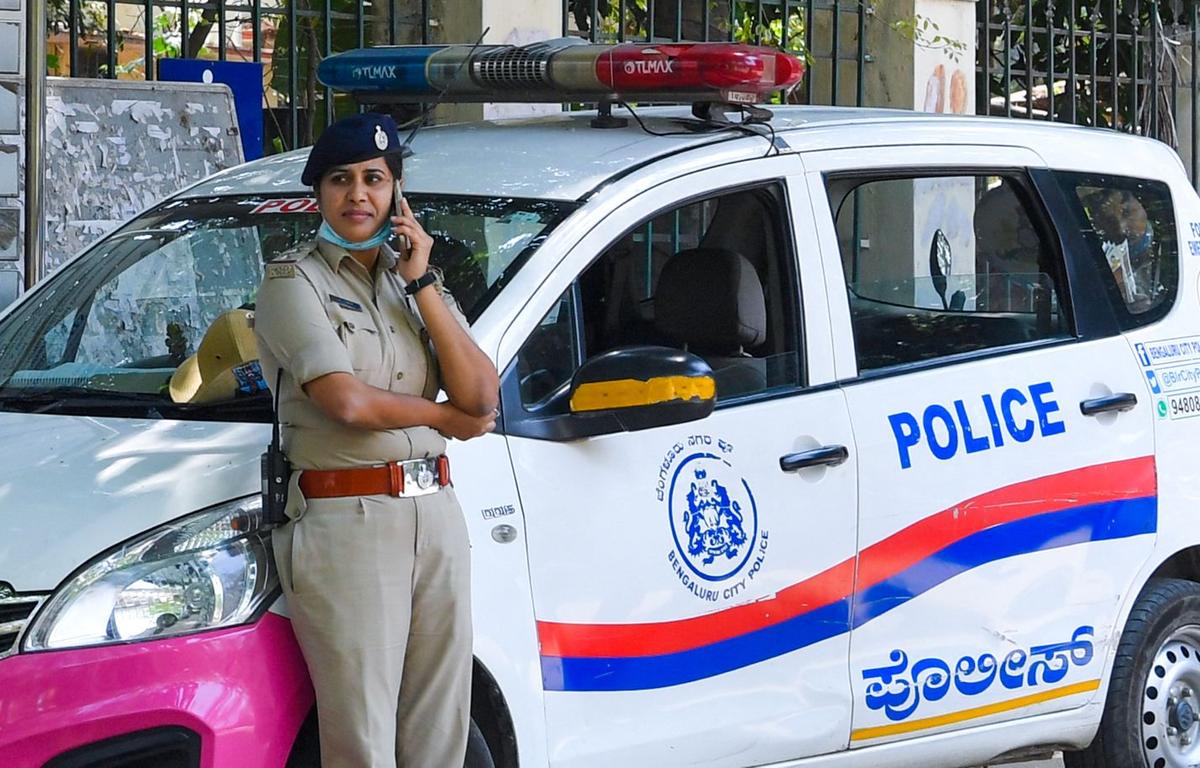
[254,113,499,768]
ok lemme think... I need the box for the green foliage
[271,0,386,148]
[46,0,106,36]
[889,13,968,63]
[154,11,185,61]
[982,0,1175,134]
[732,5,809,61]
[152,10,211,60]
[46,0,109,74]
[44,2,209,77]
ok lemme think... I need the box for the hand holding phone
[393,179,411,260]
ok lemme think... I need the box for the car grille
[0,593,43,659]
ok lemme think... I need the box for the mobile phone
[393,179,411,259]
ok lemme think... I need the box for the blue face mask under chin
[318,219,392,251]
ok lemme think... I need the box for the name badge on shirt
[328,294,364,312]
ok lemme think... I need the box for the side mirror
[568,345,716,432]
[929,228,951,310]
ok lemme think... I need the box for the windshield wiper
[0,387,171,415]
[173,391,273,419]
[0,386,274,421]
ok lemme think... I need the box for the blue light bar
[317,46,445,96]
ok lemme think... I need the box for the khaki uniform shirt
[254,239,471,470]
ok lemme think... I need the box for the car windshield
[0,194,570,421]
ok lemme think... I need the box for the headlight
[23,495,277,651]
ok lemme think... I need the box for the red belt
[299,456,450,499]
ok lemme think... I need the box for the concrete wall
[423,0,562,125]
[1173,29,1197,185]
[863,0,973,113]
[843,0,977,305]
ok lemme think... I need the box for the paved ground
[976,757,1063,767]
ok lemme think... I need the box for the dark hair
[310,153,405,192]
[384,153,404,181]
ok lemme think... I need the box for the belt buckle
[411,459,437,492]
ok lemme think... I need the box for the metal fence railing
[48,1,871,156]
[46,0,404,153]
[47,0,1200,182]
[977,0,1200,186]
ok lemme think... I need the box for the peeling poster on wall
[22,77,245,270]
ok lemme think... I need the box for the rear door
[498,156,859,766]
[805,146,1157,747]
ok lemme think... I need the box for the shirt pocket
[330,311,383,374]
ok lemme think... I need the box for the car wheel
[465,717,496,768]
[1066,578,1200,768]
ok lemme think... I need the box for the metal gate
[976,0,1200,184]
[46,0,404,152]
[47,0,1200,175]
[49,0,870,154]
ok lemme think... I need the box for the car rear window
[1050,172,1178,330]
[830,173,1071,373]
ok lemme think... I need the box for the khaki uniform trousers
[274,485,472,768]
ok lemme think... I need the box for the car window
[515,184,802,410]
[47,225,267,371]
[831,174,1070,373]
[516,288,579,408]
[1049,172,1177,328]
[0,194,570,421]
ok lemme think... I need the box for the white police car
[0,39,1195,768]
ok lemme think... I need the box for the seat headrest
[430,233,485,312]
[654,248,766,354]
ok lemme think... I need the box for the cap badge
[374,125,389,151]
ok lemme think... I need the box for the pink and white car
[4,40,1200,768]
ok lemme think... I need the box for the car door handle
[1080,392,1139,416]
[779,445,849,472]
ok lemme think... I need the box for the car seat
[653,247,767,399]
[430,233,487,316]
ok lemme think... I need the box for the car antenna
[385,27,492,158]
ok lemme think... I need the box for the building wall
[0,0,24,305]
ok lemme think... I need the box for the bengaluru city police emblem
[659,436,769,602]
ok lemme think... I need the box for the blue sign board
[158,59,264,161]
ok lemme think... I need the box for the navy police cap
[301,112,409,186]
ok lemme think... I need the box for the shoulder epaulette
[268,241,318,263]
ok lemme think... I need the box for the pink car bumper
[0,612,312,768]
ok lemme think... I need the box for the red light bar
[318,39,805,104]
[598,43,803,103]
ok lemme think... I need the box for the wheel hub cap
[1142,627,1200,768]
[1173,700,1196,732]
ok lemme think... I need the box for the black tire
[1065,578,1200,768]
[465,717,497,768]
